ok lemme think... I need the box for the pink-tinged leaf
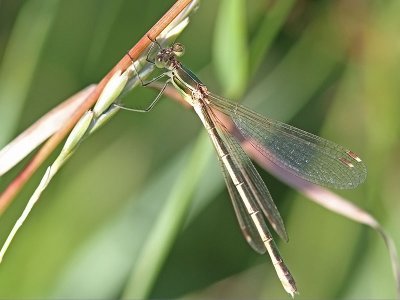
[0,85,96,176]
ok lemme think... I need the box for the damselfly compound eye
[154,56,165,68]
[172,43,185,57]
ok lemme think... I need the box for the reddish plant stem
[0,0,193,214]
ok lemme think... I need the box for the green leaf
[213,0,248,97]
[121,132,213,299]
[249,0,296,76]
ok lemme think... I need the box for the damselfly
[122,40,367,296]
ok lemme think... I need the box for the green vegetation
[0,0,399,298]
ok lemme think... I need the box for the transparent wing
[208,93,367,189]
[206,107,288,243]
[215,129,297,294]
[219,159,267,254]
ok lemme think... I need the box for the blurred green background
[0,0,399,298]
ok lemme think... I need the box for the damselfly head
[154,43,185,70]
